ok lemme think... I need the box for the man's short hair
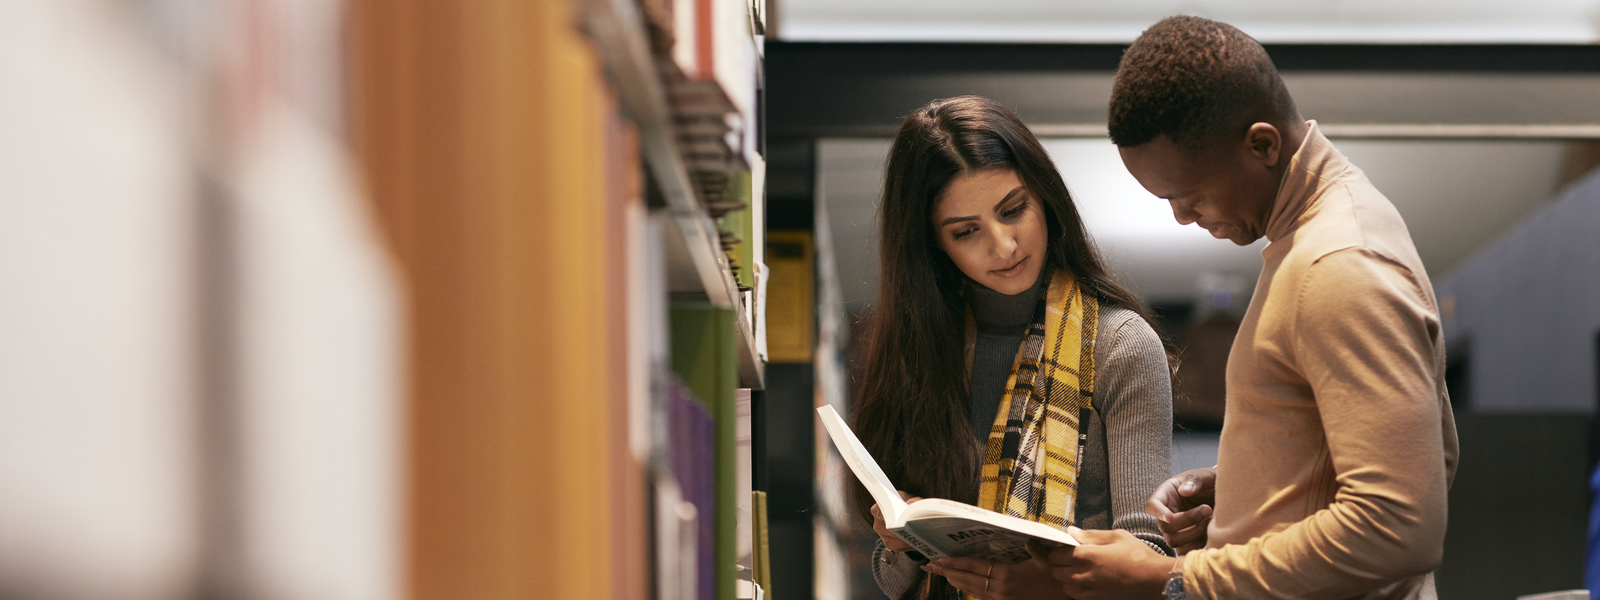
[1109,16,1298,150]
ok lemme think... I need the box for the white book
[815,405,1079,563]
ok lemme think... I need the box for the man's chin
[1202,224,1260,246]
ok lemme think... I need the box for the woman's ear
[1244,122,1283,167]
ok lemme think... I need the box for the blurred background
[0,0,1595,599]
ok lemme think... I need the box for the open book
[816,405,1078,563]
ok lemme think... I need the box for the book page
[902,499,1078,547]
[901,517,1039,564]
[816,405,908,522]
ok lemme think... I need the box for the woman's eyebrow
[992,186,1026,212]
[939,214,978,226]
[939,185,1028,226]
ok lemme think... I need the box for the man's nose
[1169,198,1199,226]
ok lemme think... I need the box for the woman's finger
[932,557,991,573]
[923,561,987,598]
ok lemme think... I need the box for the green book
[671,304,738,600]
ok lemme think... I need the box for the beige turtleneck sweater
[1183,122,1460,600]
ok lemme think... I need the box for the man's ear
[1244,122,1283,168]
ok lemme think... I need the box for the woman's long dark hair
[851,96,1163,600]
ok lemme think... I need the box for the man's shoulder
[1276,175,1427,288]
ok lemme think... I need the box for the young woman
[853,96,1173,600]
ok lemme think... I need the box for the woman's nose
[991,226,1018,256]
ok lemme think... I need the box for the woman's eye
[952,227,976,240]
[1003,201,1027,217]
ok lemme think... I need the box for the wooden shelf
[734,299,763,389]
[582,0,764,389]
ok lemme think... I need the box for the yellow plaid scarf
[925,268,1098,600]
[972,267,1098,529]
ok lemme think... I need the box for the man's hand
[1145,467,1216,553]
[1045,527,1170,600]
[870,491,920,553]
[921,547,1067,600]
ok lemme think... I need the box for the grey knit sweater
[870,282,1175,599]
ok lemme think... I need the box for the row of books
[656,375,717,600]
[639,0,767,348]
[622,0,772,598]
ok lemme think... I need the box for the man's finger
[1047,544,1078,566]
[1162,516,1206,539]
[1159,520,1207,547]
[1163,526,1206,551]
[1157,505,1212,530]
[1056,566,1094,596]
[1178,474,1200,496]
[1176,468,1217,498]
[1146,494,1178,519]
[1066,526,1116,545]
[1048,562,1088,586]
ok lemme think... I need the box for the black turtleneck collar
[968,269,1047,334]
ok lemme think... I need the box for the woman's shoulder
[1092,301,1166,369]
[1092,301,1172,407]
[1094,301,1157,345]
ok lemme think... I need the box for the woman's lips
[992,256,1028,278]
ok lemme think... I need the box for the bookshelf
[584,1,771,600]
[352,0,767,598]
[584,0,765,392]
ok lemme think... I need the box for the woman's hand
[870,491,920,553]
[921,545,1067,600]
[1144,467,1216,554]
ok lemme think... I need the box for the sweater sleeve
[871,538,924,599]
[1095,309,1175,556]
[1186,248,1449,599]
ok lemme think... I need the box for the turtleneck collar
[968,267,1048,334]
[1264,121,1355,243]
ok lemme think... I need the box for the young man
[1043,16,1459,600]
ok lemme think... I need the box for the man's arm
[1185,248,1450,599]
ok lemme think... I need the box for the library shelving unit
[351,0,768,598]
[587,0,771,599]
[584,0,766,388]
